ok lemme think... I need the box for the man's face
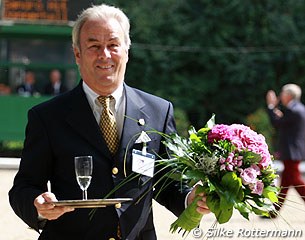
[50,70,61,84]
[280,91,292,106]
[74,18,128,96]
[25,72,35,84]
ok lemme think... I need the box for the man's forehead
[81,18,124,41]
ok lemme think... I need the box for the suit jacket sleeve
[9,108,52,231]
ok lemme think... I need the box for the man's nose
[98,47,111,59]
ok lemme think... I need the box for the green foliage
[0,141,23,157]
[100,0,305,131]
[207,172,243,224]
[263,186,279,203]
[174,108,190,137]
[170,185,205,236]
[1,141,23,149]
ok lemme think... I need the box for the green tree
[100,0,305,128]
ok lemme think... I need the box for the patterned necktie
[98,96,119,155]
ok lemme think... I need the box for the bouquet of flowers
[160,115,279,236]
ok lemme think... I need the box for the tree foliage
[100,0,305,128]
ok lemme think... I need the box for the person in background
[266,83,305,216]
[44,69,67,96]
[0,83,11,95]
[9,4,210,240]
[16,71,40,96]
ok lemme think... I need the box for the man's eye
[109,43,119,48]
[89,45,99,49]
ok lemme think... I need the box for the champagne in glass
[75,156,93,200]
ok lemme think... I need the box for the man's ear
[73,47,81,65]
[126,49,129,62]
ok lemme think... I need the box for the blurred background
[1,0,305,157]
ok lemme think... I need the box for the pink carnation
[207,124,234,143]
[209,124,272,169]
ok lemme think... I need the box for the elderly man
[266,83,305,216]
[9,4,209,240]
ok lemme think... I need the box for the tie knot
[97,95,114,108]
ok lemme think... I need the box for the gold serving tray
[48,198,133,208]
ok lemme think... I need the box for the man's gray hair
[282,83,302,100]
[72,4,131,50]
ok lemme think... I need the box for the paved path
[1,168,304,240]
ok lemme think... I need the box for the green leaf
[221,172,242,198]
[189,133,201,143]
[219,191,234,209]
[247,198,275,214]
[237,187,245,201]
[264,185,279,193]
[197,127,210,136]
[206,194,221,218]
[170,185,205,236]
[207,172,243,223]
[252,207,267,215]
[262,186,279,203]
[242,151,262,164]
[218,207,233,224]
[184,169,206,183]
[207,192,234,224]
[234,202,251,220]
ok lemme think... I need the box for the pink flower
[219,157,226,164]
[226,164,234,171]
[220,164,226,171]
[251,164,261,175]
[207,124,234,143]
[249,180,264,195]
[209,123,272,169]
[240,167,258,185]
[226,152,234,163]
[220,152,243,172]
[259,154,272,169]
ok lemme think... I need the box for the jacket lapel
[64,83,152,161]
[64,82,112,159]
[120,85,150,150]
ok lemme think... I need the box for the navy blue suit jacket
[268,100,305,161]
[9,82,188,240]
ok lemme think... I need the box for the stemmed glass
[74,156,93,200]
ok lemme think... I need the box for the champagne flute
[75,156,93,200]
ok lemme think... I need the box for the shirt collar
[287,99,296,109]
[82,81,124,111]
[111,84,124,110]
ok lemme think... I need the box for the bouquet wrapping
[161,115,279,236]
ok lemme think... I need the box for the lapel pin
[138,118,145,126]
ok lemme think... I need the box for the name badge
[132,149,155,178]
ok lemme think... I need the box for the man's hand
[266,90,283,117]
[34,192,74,220]
[187,185,210,215]
[266,90,278,107]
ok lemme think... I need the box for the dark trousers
[276,160,305,210]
